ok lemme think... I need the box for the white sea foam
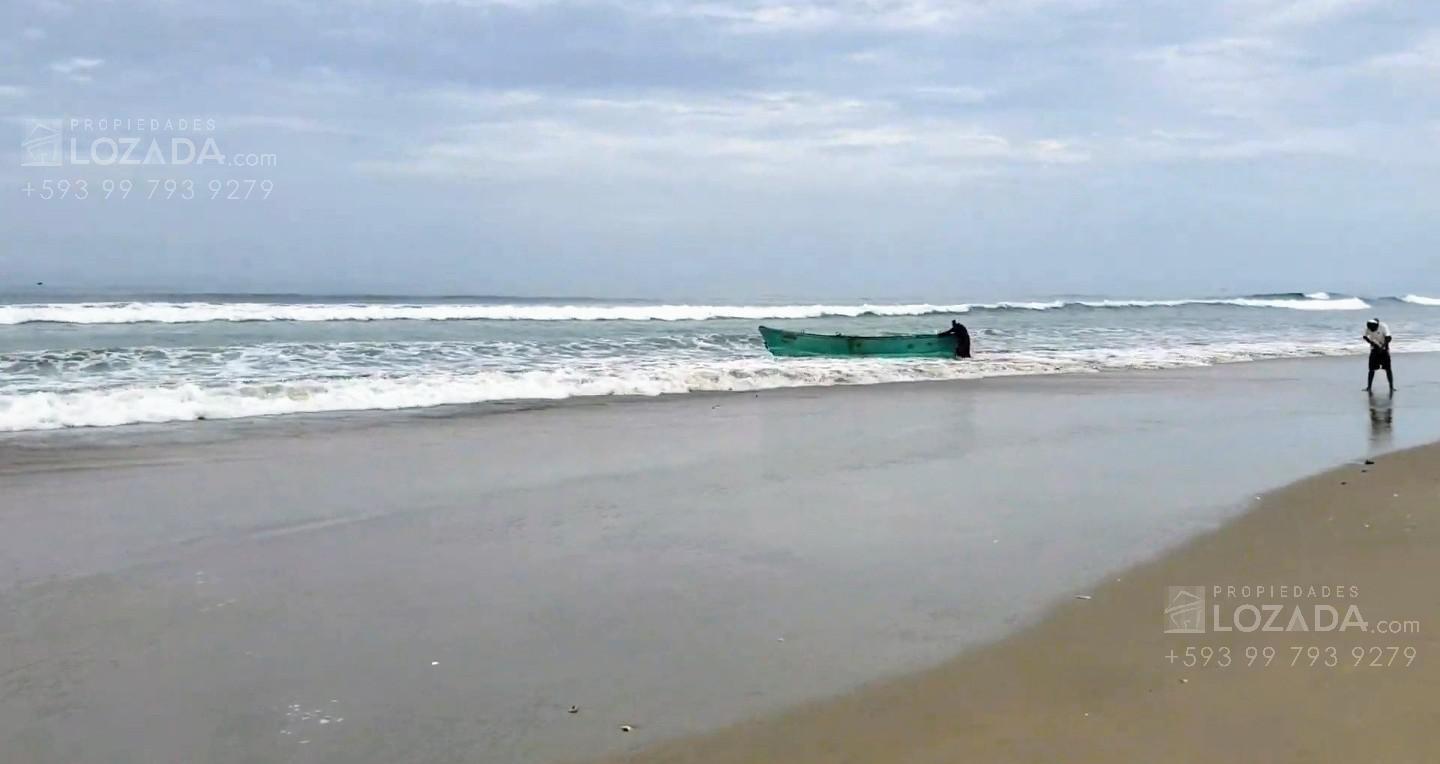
[0,294,1373,324]
[971,301,1067,311]
[0,302,977,325]
[1401,294,1440,306]
[1073,296,1369,311]
[5,339,1437,432]
[1226,296,1369,311]
[0,362,1013,431]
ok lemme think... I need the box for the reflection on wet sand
[1370,392,1394,449]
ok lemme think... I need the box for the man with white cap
[1363,318,1394,394]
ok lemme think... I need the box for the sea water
[1,291,1435,431]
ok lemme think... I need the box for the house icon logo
[21,119,63,167]
[1164,586,1205,634]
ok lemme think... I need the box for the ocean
[1,291,1436,432]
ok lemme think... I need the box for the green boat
[759,326,958,358]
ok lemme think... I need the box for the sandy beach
[608,439,1440,764]
[3,354,1440,763]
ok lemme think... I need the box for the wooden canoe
[758,326,958,358]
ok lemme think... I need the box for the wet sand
[2,354,1440,763]
[608,441,1440,764]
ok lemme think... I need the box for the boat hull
[758,326,958,358]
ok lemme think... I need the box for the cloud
[908,85,994,104]
[1137,37,1307,120]
[1224,0,1380,28]
[647,0,1110,32]
[222,115,340,134]
[49,56,104,82]
[32,0,71,16]
[1365,33,1440,74]
[362,89,1087,185]
[2,0,1438,296]
[1127,127,1352,160]
[405,0,1114,33]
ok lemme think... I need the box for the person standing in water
[939,320,971,359]
[1363,318,1394,393]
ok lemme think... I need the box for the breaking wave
[1064,296,1369,311]
[1401,295,1440,306]
[0,294,1376,325]
[5,339,1438,431]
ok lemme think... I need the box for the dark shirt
[939,324,971,358]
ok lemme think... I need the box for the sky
[1,0,1438,300]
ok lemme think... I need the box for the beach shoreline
[3,353,1440,763]
[1,349,1433,452]
[604,440,1440,764]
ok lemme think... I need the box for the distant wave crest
[1065,296,1369,311]
[1401,294,1440,306]
[0,294,1378,324]
[0,302,975,324]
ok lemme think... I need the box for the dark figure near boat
[1363,318,1394,394]
[938,320,971,359]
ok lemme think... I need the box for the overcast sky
[1,0,1438,299]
